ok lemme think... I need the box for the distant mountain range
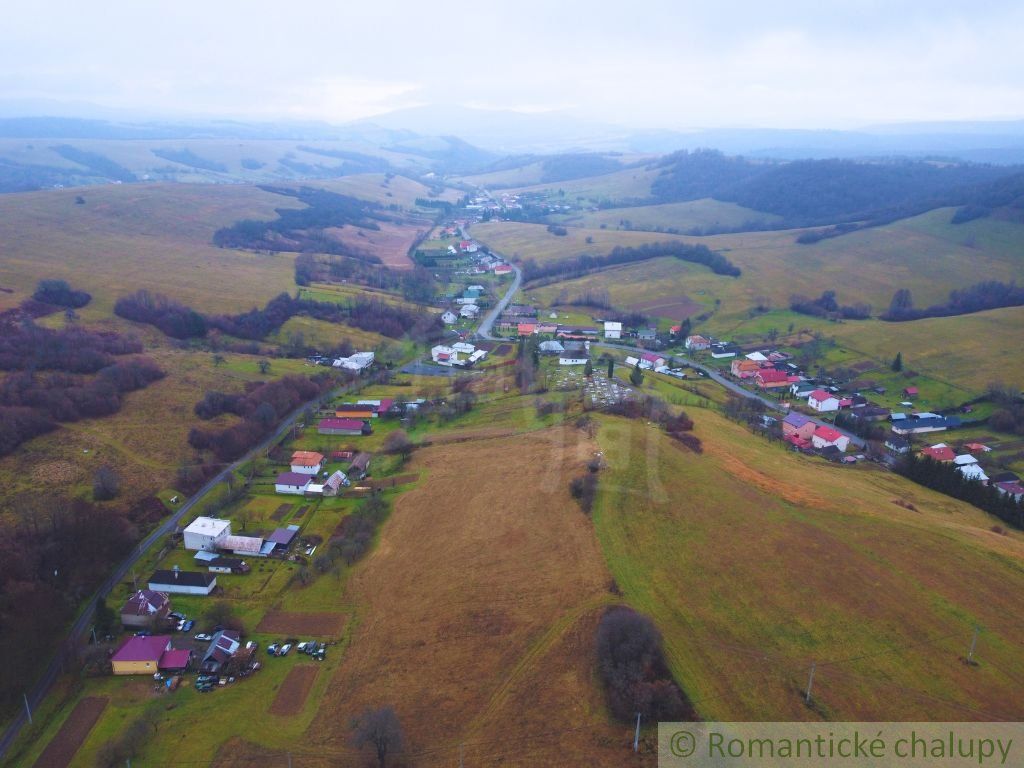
[2,101,1024,163]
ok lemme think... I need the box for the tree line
[188,373,334,462]
[116,289,444,345]
[790,290,871,320]
[521,240,741,286]
[895,455,1023,529]
[882,282,1024,321]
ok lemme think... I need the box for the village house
[639,352,666,370]
[517,323,537,336]
[460,304,480,319]
[111,635,190,676]
[220,535,267,557]
[812,424,850,452]
[204,556,249,574]
[148,568,217,596]
[441,309,458,325]
[958,464,989,484]
[494,264,513,276]
[710,342,739,358]
[637,328,657,343]
[120,589,171,630]
[183,517,231,552]
[730,359,762,378]
[318,418,371,436]
[603,321,622,339]
[275,471,312,495]
[685,334,711,351]
[885,435,911,454]
[755,368,793,389]
[539,340,564,354]
[807,389,841,412]
[782,412,816,441]
[921,444,956,462]
[996,480,1024,502]
[201,630,241,675]
[890,413,960,436]
[290,450,324,475]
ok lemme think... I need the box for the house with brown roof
[290,450,324,475]
[782,412,816,441]
[349,452,371,479]
[120,589,171,630]
[755,368,793,389]
[730,359,762,378]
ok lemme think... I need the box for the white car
[279,644,292,656]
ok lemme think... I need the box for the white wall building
[603,321,622,339]
[807,389,840,412]
[183,517,231,552]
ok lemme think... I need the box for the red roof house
[811,424,850,452]
[921,445,956,462]
[158,649,192,671]
[518,323,537,336]
[755,368,792,389]
[903,386,919,397]
[111,635,176,674]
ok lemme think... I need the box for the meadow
[592,410,1024,721]
[503,164,663,202]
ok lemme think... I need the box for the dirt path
[33,697,108,768]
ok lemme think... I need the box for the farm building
[183,517,231,552]
[603,321,622,339]
[323,470,349,496]
[811,425,850,452]
[349,452,371,479]
[110,635,175,676]
[120,589,171,629]
[318,418,371,436]
[220,535,267,557]
[290,450,324,475]
[782,412,816,441]
[275,472,312,495]
[205,556,249,574]
[148,568,217,596]
[807,390,840,412]
[335,404,377,420]
[890,414,959,435]
[267,527,298,551]
[332,351,374,372]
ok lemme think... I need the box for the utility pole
[287,753,292,768]
[968,626,980,664]
[23,693,32,725]
[634,712,642,752]
[459,743,464,767]
[805,662,816,704]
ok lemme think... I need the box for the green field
[552,198,780,232]
[503,164,663,202]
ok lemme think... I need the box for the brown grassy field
[323,218,430,269]
[554,198,780,231]
[256,611,346,637]
[503,165,662,202]
[307,426,641,766]
[594,411,1024,721]
[269,666,320,717]
[0,183,304,314]
[314,172,461,208]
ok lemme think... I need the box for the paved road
[594,341,866,449]
[476,262,521,340]
[0,384,345,760]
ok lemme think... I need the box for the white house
[275,472,312,495]
[953,454,978,466]
[148,568,217,596]
[290,451,324,475]
[811,425,850,452]
[441,310,458,325]
[183,517,231,552]
[603,321,622,339]
[559,345,589,365]
[685,335,711,351]
[460,304,480,318]
[539,340,564,354]
[807,389,840,412]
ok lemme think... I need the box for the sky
[2,0,1023,129]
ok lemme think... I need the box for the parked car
[169,612,185,621]
[180,619,194,632]
[279,644,292,656]
[194,633,213,642]
[267,643,279,656]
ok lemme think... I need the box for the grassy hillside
[478,208,1024,319]
[594,411,1024,721]
[552,198,780,232]
[0,183,300,314]
[313,172,461,208]
[505,164,661,202]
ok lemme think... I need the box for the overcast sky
[2,0,1023,129]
